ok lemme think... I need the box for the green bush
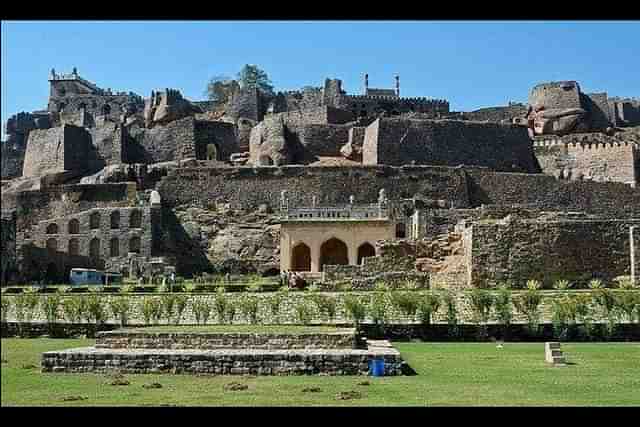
[239,295,260,324]
[160,294,178,324]
[343,295,367,329]
[86,295,108,325]
[617,292,640,323]
[513,284,543,336]
[293,298,315,325]
[551,295,578,340]
[173,294,189,325]
[574,294,596,339]
[310,294,337,322]
[588,279,604,289]
[553,279,572,290]
[368,291,388,329]
[493,286,513,331]
[192,299,211,325]
[1,297,10,323]
[41,294,62,326]
[440,290,459,338]
[469,288,494,339]
[108,297,131,327]
[225,299,237,324]
[592,289,621,339]
[613,276,635,290]
[214,289,229,323]
[390,291,419,321]
[266,291,286,324]
[61,297,88,324]
[140,297,162,326]
[416,292,440,326]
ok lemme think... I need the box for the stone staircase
[545,342,566,365]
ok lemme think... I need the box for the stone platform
[41,328,406,376]
[41,340,403,376]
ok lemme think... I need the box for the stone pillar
[631,226,637,285]
[310,243,321,273]
[347,242,358,266]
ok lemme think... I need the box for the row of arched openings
[290,238,376,272]
[45,211,143,234]
[46,237,141,258]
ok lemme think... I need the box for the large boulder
[143,89,202,128]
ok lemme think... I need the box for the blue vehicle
[69,268,123,286]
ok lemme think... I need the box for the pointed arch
[357,242,376,265]
[68,218,80,234]
[291,242,311,272]
[319,237,349,270]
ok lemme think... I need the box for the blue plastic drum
[369,358,385,377]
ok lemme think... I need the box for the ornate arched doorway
[319,238,349,271]
[291,243,311,271]
[357,242,376,265]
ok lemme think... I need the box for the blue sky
[2,21,639,138]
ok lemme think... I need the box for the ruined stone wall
[529,81,582,109]
[1,142,26,179]
[157,166,470,211]
[468,218,640,288]
[86,121,124,168]
[466,169,640,218]
[22,125,93,178]
[228,87,263,122]
[584,92,613,130]
[461,104,528,122]
[363,118,539,173]
[534,139,638,186]
[299,124,351,157]
[1,214,17,285]
[193,120,238,162]
[125,116,197,164]
[337,95,449,118]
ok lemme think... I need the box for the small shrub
[140,297,162,326]
[19,293,41,324]
[247,284,262,293]
[41,294,62,327]
[173,294,189,325]
[61,297,88,324]
[57,286,72,294]
[469,288,494,340]
[192,299,212,325]
[119,284,135,294]
[108,297,131,327]
[310,294,337,322]
[592,288,620,339]
[343,295,367,329]
[525,279,541,291]
[493,285,513,332]
[613,276,635,290]
[513,285,543,336]
[225,299,237,324]
[214,288,229,323]
[390,291,419,321]
[293,299,315,325]
[617,292,640,323]
[160,294,178,324]
[185,283,197,293]
[440,290,459,338]
[239,295,260,324]
[575,294,595,339]
[1,297,12,324]
[551,295,578,341]
[86,295,108,325]
[13,295,27,324]
[266,291,286,324]
[416,292,440,326]
[368,292,388,330]
[553,279,572,290]
[588,279,604,289]
[374,281,388,292]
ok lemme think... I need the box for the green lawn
[121,325,353,334]
[1,339,639,406]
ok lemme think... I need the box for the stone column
[631,226,637,285]
[310,243,321,273]
[348,241,358,266]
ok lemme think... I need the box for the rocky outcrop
[249,114,290,166]
[143,89,203,128]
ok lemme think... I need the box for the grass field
[1,339,639,406]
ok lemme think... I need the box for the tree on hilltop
[237,64,274,97]
[205,75,234,102]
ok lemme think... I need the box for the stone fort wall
[468,218,639,288]
[22,125,93,178]
[534,139,638,186]
[362,118,540,173]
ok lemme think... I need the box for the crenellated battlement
[344,94,448,105]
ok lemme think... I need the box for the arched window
[291,243,311,272]
[319,238,349,271]
[129,236,141,254]
[90,212,101,229]
[68,238,80,256]
[395,223,406,239]
[89,238,101,259]
[68,218,80,234]
[110,211,120,229]
[46,238,58,253]
[357,242,376,265]
[46,223,58,234]
[129,210,142,229]
[110,238,120,257]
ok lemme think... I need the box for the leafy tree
[343,295,367,330]
[493,285,513,339]
[416,292,440,326]
[41,294,62,331]
[205,75,234,102]
[310,294,337,322]
[237,64,274,96]
[192,299,212,325]
[239,294,260,324]
[173,294,189,325]
[108,297,131,328]
[440,290,459,338]
[469,289,494,340]
[513,285,543,337]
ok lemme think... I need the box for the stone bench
[545,342,566,365]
